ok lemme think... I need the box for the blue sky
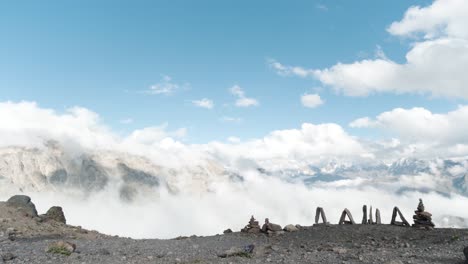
[1,0,464,143]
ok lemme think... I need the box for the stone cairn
[412,198,435,228]
[241,216,261,234]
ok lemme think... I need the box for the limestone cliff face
[0,141,227,201]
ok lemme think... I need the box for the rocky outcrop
[6,195,38,217]
[261,218,282,233]
[283,224,299,232]
[42,206,66,224]
[0,195,103,240]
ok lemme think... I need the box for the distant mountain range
[1,141,467,200]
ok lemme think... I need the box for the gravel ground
[1,225,468,264]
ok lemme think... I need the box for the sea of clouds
[0,101,468,239]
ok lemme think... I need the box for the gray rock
[385,261,404,264]
[391,206,410,227]
[417,198,425,212]
[464,246,468,263]
[362,205,368,224]
[283,224,299,232]
[332,247,347,254]
[218,244,255,258]
[375,209,382,224]
[6,195,38,217]
[338,208,356,225]
[6,228,16,241]
[315,207,329,225]
[97,248,111,255]
[1,253,16,261]
[42,206,66,224]
[262,218,282,232]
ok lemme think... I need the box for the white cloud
[120,118,133,124]
[192,98,214,109]
[207,123,369,169]
[126,124,187,146]
[316,4,328,11]
[301,93,324,108]
[227,136,241,143]
[0,101,116,150]
[387,0,468,39]
[268,59,314,78]
[269,0,468,99]
[351,105,468,157]
[349,117,373,128]
[220,116,242,123]
[235,97,258,107]
[148,75,189,95]
[229,85,259,107]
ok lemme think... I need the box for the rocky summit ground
[1,198,468,264]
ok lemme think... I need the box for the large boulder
[261,218,282,233]
[283,224,299,232]
[43,206,66,224]
[6,195,38,217]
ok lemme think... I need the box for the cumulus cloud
[125,124,187,146]
[0,101,116,150]
[206,123,370,170]
[301,93,324,108]
[2,101,468,239]
[229,85,259,107]
[270,0,468,99]
[349,117,373,128]
[350,106,468,143]
[148,75,189,95]
[350,105,468,157]
[387,0,468,39]
[192,98,214,109]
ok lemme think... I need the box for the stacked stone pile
[412,199,435,228]
[241,216,261,234]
